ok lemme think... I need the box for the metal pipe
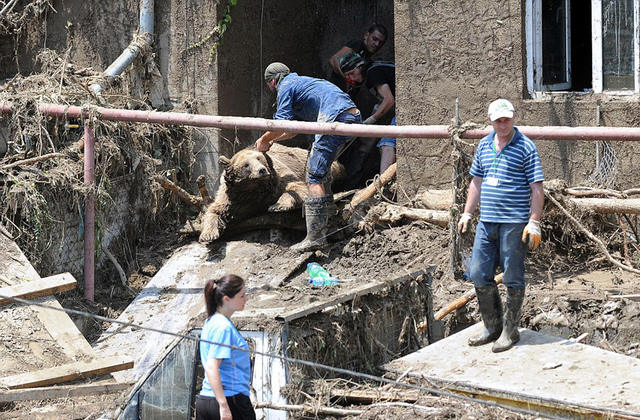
[3,102,640,141]
[90,0,155,95]
[83,120,96,302]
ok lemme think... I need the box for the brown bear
[199,143,346,242]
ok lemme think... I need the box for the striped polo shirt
[469,127,544,223]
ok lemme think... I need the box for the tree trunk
[568,198,640,214]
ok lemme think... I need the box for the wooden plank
[0,234,95,359]
[30,297,96,359]
[0,382,133,403]
[0,356,134,389]
[0,273,76,306]
[275,269,429,323]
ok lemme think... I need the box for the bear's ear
[219,156,231,167]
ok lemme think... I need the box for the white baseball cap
[488,99,515,121]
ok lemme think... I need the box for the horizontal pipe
[3,102,640,141]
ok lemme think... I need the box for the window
[526,0,640,95]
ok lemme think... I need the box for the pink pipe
[83,120,95,302]
[3,102,640,140]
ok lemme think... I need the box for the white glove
[363,115,377,125]
[457,213,472,234]
[522,219,542,251]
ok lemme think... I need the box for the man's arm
[255,131,296,152]
[529,181,544,221]
[458,176,482,233]
[372,83,395,120]
[463,176,482,214]
[329,46,355,80]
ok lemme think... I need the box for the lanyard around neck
[490,130,514,175]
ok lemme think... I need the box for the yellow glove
[457,213,472,234]
[522,219,541,251]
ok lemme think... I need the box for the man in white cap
[256,62,362,252]
[457,98,545,352]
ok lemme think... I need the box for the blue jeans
[468,221,527,289]
[377,116,396,148]
[306,111,362,184]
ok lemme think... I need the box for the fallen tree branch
[254,402,363,416]
[545,191,640,275]
[374,203,450,227]
[348,163,397,210]
[415,189,453,210]
[0,152,65,171]
[101,245,136,294]
[155,175,203,210]
[433,273,504,321]
[564,187,624,199]
[568,197,640,214]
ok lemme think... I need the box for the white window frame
[526,0,571,93]
[526,0,640,96]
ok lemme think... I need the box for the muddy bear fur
[199,143,346,242]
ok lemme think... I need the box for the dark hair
[367,24,388,38]
[204,274,245,318]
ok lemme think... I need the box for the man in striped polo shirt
[457,99,545,353]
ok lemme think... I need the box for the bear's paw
[268,193,300,212]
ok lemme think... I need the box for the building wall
[394,0,640,196]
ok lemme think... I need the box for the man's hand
[457,213,472,234]
[363,115,377,125]
[522,219,541,251]
[255,137,272,152]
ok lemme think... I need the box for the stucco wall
[395,0,640,196]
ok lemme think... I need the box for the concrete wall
[394,0,640,196]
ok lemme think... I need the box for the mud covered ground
[3,188,639,419]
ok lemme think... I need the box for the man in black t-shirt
[340,54,396,182]
[328,24,388,94]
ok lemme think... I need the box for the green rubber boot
[468,284,503,346]
[492,287,525,353]
[290,196,329,252]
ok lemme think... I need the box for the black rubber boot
[343,149,371,190]
[468,284,503,346]
[290,196,329,252]
[492,287,525,353]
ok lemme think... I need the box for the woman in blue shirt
[196,274,254,420]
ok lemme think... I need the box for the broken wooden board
[0,355,134,389]
[0,233,95,362]
[0,272,76,306]
[384,322,640,419]
[0,382,133,403]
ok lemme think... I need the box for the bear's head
[220,148,276,185]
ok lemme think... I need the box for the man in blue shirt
[255,62,362,252]
[457,99,544,353]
